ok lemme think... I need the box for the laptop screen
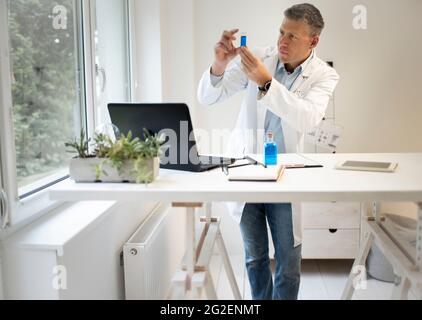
[107,103,200,169]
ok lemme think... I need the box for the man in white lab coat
[197,3,339,299]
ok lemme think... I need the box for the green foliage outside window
[9,0,82,186]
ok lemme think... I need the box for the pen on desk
[227,163,251,169]
[285,164,323,169]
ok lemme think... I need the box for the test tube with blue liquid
[240,32,247,47]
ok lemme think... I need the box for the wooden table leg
[416,202,422,271]
[170,202,241,300]
[341,229,373,300]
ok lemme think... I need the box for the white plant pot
[69,157,160,183]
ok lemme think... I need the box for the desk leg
[167,270,189,299]
[172,202,203,296]
[171,202,241,300]
[372,202,381,224]
[216,230,242,300]
[391,274,411,300]
[341,202,422,300]
[416,203,422,299]
[186,206,195,290]
[341,230,374,300]
[204,272,218,299]
[417,203,422,271]
[191,271,218,299]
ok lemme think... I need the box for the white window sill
[3,177,77,235]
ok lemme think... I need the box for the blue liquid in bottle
[240,32,247,47]
[264,131,277,166]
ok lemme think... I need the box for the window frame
[0,142,8,230]
[12,0,88,202]
[0,0,20,228]
[0,0,133,228]
[1,0,84,227]
[87,0,133,135]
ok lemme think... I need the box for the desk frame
[49,153,422,300]
[342,202,422,300]
[168,202,241,300]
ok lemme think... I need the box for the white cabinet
[301,202,361,229]
[268,202,361,259]
[301,202,361,259]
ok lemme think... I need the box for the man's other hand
[239,47,272,87]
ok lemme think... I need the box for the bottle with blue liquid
[264,131,277,166]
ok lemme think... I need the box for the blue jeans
[240,203,301,300]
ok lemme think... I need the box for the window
[93,0,131,127]
[0,0,132,227]
[8,0,85,198]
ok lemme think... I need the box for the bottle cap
[267,131,274,141]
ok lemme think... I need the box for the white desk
[50,153,422,299]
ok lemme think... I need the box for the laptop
[108,103,235,172]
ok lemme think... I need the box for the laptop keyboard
[198,155,234,166]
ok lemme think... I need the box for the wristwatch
[258,79,272,93]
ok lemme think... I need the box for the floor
[207,253,415,300]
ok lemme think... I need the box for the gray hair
[284,3,325,36]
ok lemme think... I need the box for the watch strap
[259,79,272,92]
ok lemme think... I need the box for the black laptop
[108,103,235,172]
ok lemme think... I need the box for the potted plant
[65,129,164,183]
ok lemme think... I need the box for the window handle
[95,63,107,93]
[0,189,9,229]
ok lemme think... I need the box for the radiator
[123,204,185,299]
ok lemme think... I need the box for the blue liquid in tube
[240,33,247,47]
[264,131,278,166]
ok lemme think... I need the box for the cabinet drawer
[302,229,360,259]
[301,202,361,229]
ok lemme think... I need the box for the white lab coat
[197,46,340,247]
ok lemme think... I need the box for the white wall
[160,0,195,109]
[147,0,422,154]
[380,202,419,220]
[132,0,163,102]
[141,0,422,224]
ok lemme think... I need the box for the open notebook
[227,164,285,181]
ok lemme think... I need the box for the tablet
[335,160,398,172]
